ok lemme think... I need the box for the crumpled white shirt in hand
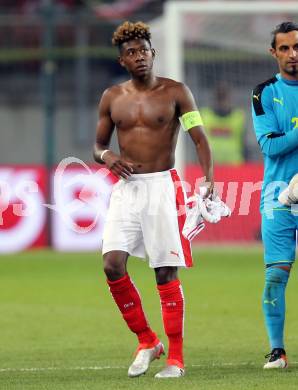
[182,189,231,241]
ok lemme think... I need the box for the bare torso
[109,77,181,173]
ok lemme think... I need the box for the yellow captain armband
[179,110,204,131]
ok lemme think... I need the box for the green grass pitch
[0,247,298,389]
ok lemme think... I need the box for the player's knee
[263,265,290,305]
[103,254,126,280]
[155,266,178,285]
[103,263,125,280]
[265,265,291,286]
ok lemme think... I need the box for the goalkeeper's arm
[259,128,298,158]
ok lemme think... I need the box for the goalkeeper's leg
[261,211,296,368]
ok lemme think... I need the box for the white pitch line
[0,366,127,372]
[192,361,298,367]
[1,362,298,373]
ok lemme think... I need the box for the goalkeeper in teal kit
[252,22,298,369]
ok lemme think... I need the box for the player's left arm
[176,83,214,192]
[252,86,298,158]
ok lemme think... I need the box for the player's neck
[280,70,298,82]
[130,73,157,90]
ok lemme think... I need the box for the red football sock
[157,279,184,368]
[107,274,158,346]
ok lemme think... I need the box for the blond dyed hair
[112,21,151,48]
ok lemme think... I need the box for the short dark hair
[112,21,151,51]
[271,21,298,49]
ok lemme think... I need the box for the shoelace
[133,349,152,366]
[134,342,155,356]
[265,351,283,362]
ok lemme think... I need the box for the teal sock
[262,266,290,349]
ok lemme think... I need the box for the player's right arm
[252,85,298,158]
[93,88,134,178]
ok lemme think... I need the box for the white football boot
[128,342,164,377]
[155,365,185,378]
[263,348,288,369]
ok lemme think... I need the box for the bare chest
[110,91,176,129]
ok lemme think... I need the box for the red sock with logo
[107,274,158,346]
[157,279,184,368]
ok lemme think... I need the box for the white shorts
[102,169,193,268]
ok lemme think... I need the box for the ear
[151,48,156,58]
[118,55,125,68]
[270,47,277,59]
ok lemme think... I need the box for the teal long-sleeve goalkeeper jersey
[252,73,298,211]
